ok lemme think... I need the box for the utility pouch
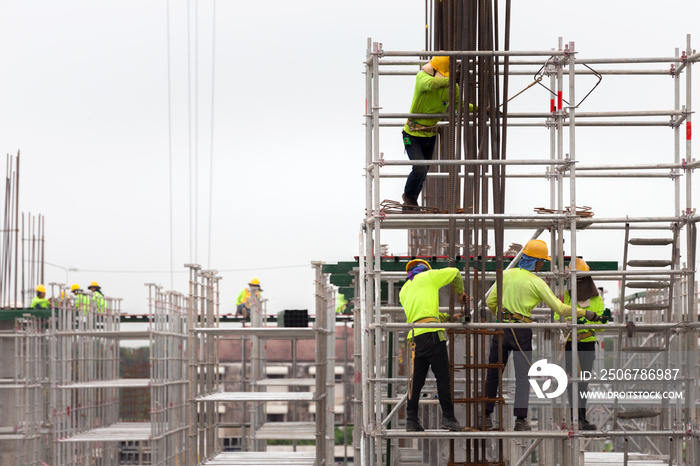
[406,119,438,133]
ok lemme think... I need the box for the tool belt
[504,311,532,323]
[406,119,439,133]
[568,330,595,342]
[414,316,439,324]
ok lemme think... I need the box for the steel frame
[359,36,699,466]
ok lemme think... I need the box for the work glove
[584,310,600,322]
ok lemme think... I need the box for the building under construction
[0,263,341,466]
[2,1,700,465]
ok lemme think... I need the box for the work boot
[440,415,464,431]
[406,418,424,432]
[477,414,493,430]
[514,418,532,431]
[402,193,419,211]
[579,418,597,431]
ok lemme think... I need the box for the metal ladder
[612,222,678,430]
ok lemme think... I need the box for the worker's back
[489,267,548,316]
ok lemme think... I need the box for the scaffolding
[47,283,190,466]
[3,261,339,465]
[358,32,699,466]
[188,262,337,466]
[0,315,50,466]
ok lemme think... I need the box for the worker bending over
[400,259,467,432]
[483,240,600,431]
[236,277,262,319]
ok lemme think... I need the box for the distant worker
[72,283,90,313]
[400,259,467,432]
[30,284,50,309]
[88,281,106,313]
[335,293,348,314]
[482,240,600,431]
[401,56,470,210]
[236,277,262,319]
[563,257,607,431]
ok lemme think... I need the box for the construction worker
[88,281,106,313]
[401,56,455,210]
[30,284,50,309]
[402,56,471,210]
[71,284,89,313]
[482,240,600,431]
[335,293,348,314]
[236,277,262,318]
[563,257,606,431]
[400,259,467,432]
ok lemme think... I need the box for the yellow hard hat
[430,56,450,77]
[522,239,551,261]
[568,257,590,272]
[249,277,260,286]
[406,259,431,273]
[71,284,80,291]
[89,281,99,288]
[36,284,46,293]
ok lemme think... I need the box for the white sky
[0,1,698,313]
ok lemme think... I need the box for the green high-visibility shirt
[30,297,49,309]
[403,71,459,138]
[399,267,464,341]
[237,288,262,306]
[75,293,91,313]
[486,267,574,319]
[92,291,106,313]
[564,291,605,342]
[335,293,347,314]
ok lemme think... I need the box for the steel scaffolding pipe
[370,321,698,331]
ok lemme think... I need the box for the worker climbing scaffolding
[401,56,455,211]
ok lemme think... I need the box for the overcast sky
[0,1,698,314]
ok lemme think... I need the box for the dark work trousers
[406,331,455,421]
[484,327,533,418]
[402,131,437,201]
[565,340,596,412]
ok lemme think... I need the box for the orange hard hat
[522,239,551,261]
[430,56,450,77]
[406,259,431,273]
